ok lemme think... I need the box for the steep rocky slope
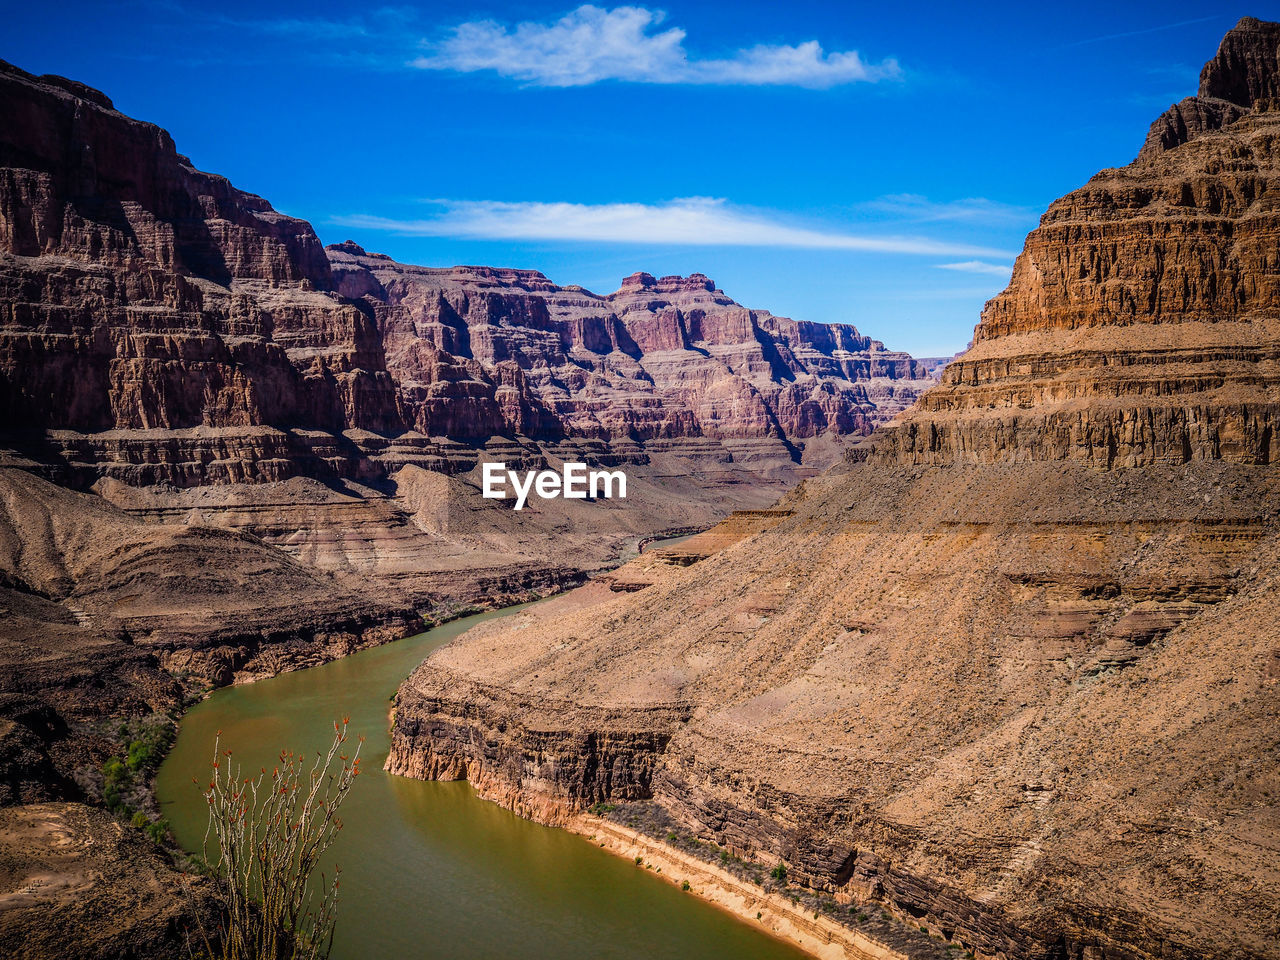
[389,19,1280,960]
[0,463,415,957]
[0,802,209,960]
[0,60,400,479]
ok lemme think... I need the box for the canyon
[0,49,940,635]
[0,54,937,957]
[388,17,1280,960]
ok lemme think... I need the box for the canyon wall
[0,55,935,494]
[328,245,934,466]
[388,19,1280,960]
[0,50,939,672]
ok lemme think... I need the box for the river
[155,603,807,960]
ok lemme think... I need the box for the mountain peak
[617,271,716,294]
[1198,16,1280,107]
[326,240,367,257]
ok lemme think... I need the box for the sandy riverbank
[568,815,911,960]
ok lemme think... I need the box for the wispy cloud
[935,260,1013,277]
[135,2,424,68]
[333,197,1015,258]
[222,15,372,39]
[1062,14,1226,48]
[140,2,899,87]
[411,5,901,88]
[862,194,1036,225]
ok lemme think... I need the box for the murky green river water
[155,602,806,960]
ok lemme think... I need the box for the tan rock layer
[387,19,1280,960]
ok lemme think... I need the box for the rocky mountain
[388,18,1280,960]
[0,61,400,478]
[0,47,939,639]
[327,245,935,465]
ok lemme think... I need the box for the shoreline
[219,522,706,687]
[566,814,910,960]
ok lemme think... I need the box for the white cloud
[935,260,1014,277]
[333,197,1016,258]
[411,5,900,88]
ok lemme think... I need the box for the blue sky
[4,2,1268,355]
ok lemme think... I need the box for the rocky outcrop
[1199,16,1280,106]
[0,801,213,960]
[0,62,401,462]
[1138,17,1278,158]
[0,466,421,791]
[327,247,935,467]
[860,16,1280,471]
[388,19,1280,960]
[1137,95,1246,158]
[388,680,679,825]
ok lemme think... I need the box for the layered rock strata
[0,53,934,495]
[0,61,400,473]
[389,19,1280,960]
[0,52,939,675]
[872,15,1280,471]
[328,246,938,469]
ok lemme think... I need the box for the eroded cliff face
[866,16,1280,471]
[388,19,1280,960]
[0,55,933,492]
[328,247,935,467]
[0,61,401,476]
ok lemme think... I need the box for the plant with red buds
[191,720,362,960]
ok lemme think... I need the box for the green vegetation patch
[94,714,176,845]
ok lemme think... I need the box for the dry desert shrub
[191,720,362,960]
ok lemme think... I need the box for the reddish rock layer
[0,62,401,453]
[328,247,937,461]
